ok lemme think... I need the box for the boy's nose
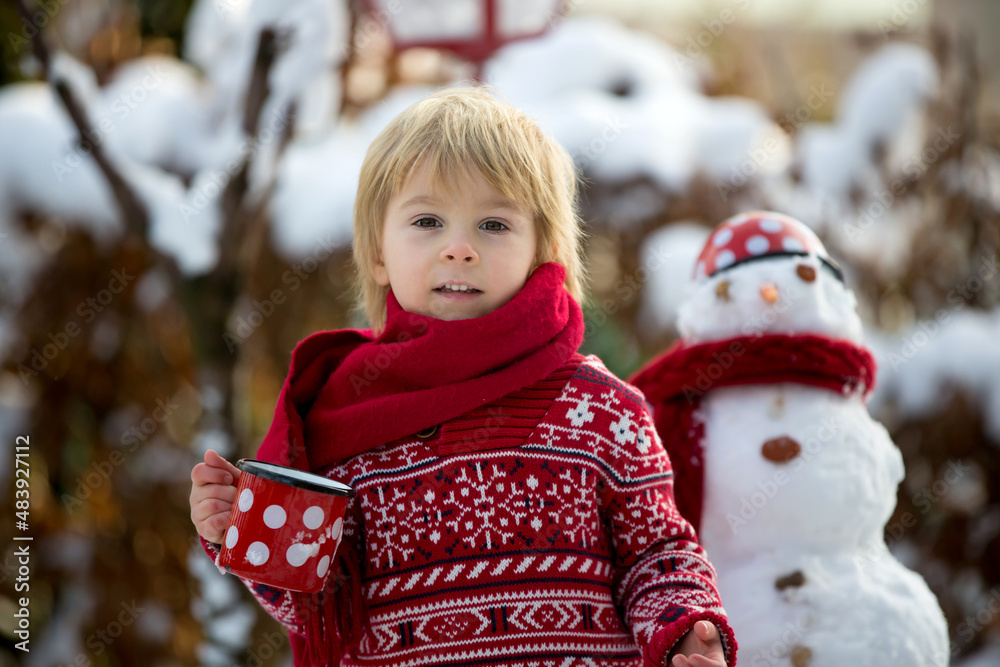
[441,235,478,263]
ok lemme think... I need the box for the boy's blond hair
[351,86,588,334]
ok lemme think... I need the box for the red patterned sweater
[203,354,736,666]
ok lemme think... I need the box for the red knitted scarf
[253,261,584,665]
[628,333,876,534]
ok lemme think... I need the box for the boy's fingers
[204,449,242,483]
[190,489,236,523]
[211,512,232,536]
[190,480,236,507]
[684,657,722,667]
[696,621,718,641]
[191,497,234,522]
[191,463,234,486]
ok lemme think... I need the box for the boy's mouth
[434,283,482,293]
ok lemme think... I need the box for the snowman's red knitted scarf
[252,262,584,666]
[628,333,876,534]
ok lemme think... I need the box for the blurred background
[0,0,998,664]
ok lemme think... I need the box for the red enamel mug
[218,459,355,593]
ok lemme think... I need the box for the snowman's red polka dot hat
[693,210,844,283]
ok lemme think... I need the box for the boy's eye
[480,220,508,233]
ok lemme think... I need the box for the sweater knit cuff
[199,535,222,563]
[642,611,737,667]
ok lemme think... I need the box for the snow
[837,43,938,156]
[484,17,789,191]
[184,0,351,189]
[673,220,949,664]
[485,16,700,103]
[0,0,353,289]
[867,308,1000,442]
[677,254,864,343]
[192,428,236,459]
[0,55,221,279]
[188,541,256,664]
[269,121,371,255]
[795,43,938,202]
[699,385,903,556]
[697,379,950,665]
[98,56,217,176]
[0,82,120,241]
[134,268,174,312]
[735,43,944,288]
[23,581,96,667]
[636,222,710,338]
[269,84,435,256]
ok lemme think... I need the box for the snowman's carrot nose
[760,283,779,304]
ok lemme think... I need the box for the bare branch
[14,0,150,238]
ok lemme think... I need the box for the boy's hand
[189,449,242,544]
[667,621,727,667]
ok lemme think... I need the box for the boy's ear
[373,258,390,287]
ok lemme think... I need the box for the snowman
[630,211,949,667]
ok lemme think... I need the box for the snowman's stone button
[263,505,287,529]
[790,645,812,667]
[238,488,254,511]
[225,526,239,549]
[246,541,269,565]
[761,436,802,463]
[715,280,730,302]
[767,394,785,419]
[775,570,806,590]
[796,264,817,282]
[303,506,325,530]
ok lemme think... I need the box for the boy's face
[374,162,538,321]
